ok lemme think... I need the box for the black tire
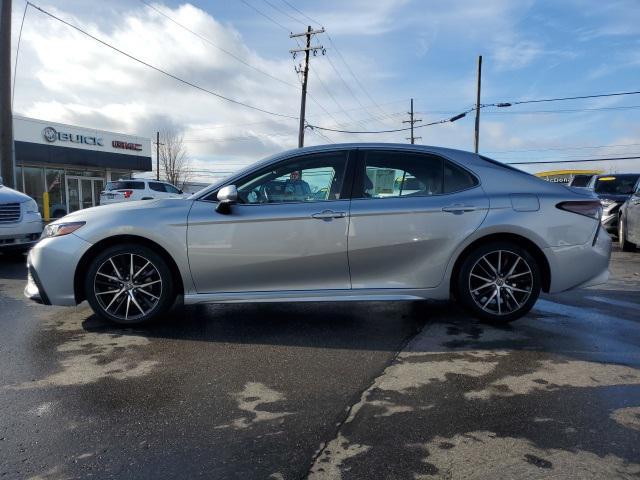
[456,241,541,323]
[85,243,175,325]
[619,215,637,252]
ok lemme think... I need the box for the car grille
[0,203,21,224]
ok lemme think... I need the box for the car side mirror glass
[216,185,238,214]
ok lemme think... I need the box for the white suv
[0,178,43,255]
[100,179,185,205]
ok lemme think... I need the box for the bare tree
[159,128,191,189]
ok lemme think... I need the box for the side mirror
[216,185,238,214]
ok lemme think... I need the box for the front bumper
[25,233,93,306]
[0,215,43,251]
[544,225,612,293]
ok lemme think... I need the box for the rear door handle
[311,209,347,219]
[442,204,478,213]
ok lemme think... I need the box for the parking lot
[1,246,639,479]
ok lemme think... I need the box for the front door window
[235,151,348,204]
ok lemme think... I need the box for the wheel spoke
[125,295,131,319]
[505,287,521,309]
[109,258,123,280]
[137,287,159,300]
[133,260,151,280]
[471,273,493,283]
[137,279,161,288]
[105,288,125,311]
[96,288,121,296]
[505,257,520,278]
[97,272,122,283]
[482,288,498,310]
[129,292,145,315]
[472,282,494,294]
[507,270,530,280]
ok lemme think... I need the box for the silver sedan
[25,144,611,325]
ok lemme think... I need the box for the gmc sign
[112,140,142,151]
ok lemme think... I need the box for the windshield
[594,175,639,195]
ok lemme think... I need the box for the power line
[307,108,473,134]
[485,142,640,154]
[138,0,299,89]
[27,1,298,120]
[239,0,290,31]
[483,89,640,108]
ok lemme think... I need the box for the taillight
[122,190,133,199]
[556,200,602,220]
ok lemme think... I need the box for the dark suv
[587,174,640,234]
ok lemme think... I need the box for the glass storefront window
[23,167,45,212]
[15,165,24,191]
[66,169,104,178]
[110,170,132,180]
[45,169,67,218]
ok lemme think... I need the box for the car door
[627,181,640,243]
[347,148,489,289]
[187,150,354,293]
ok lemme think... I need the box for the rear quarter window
[443,161,479,193]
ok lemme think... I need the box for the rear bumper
[545,225,612,293]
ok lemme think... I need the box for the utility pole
[474,55,482,153]
[290,26,325,148]
[0,0,15,188]
[402,98,422,144]
[156,131,160,180]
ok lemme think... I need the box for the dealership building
[13,115,152,217]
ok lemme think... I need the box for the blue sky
[11,0,640,177]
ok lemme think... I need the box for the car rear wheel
[618,216,637,252]
[456,242,541,323]
[85,243,175,325]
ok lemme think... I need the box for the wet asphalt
[1,245,640,479]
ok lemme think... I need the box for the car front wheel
[456,242,541,323]
[85,243,175,325]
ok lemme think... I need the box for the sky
[10,0,640,180]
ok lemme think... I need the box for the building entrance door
[66,176,104,213]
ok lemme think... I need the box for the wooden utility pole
[474,55,482,153]
[403,98,422,144]
[290,26,324,148]
[0,0,15,188]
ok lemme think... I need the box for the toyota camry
[25,144,611,325]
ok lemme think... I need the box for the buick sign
[42,126,104,146]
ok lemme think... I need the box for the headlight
[42,221,85,238]
[24,199,39,214]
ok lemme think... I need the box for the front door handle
[311,209,347,219]
[442,204,478,213]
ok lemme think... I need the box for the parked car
[618,177,640,251]
[569,173,596,187]
[25,144,611,325]
[0,177,42,255]
[100,179,184,205]
[585,174,640,235]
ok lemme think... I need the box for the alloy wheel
[468,249,533,316]
[93,253,163,321]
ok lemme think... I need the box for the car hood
[0,185,32,203]
[596,193,631,203]
[55,198,192,223]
